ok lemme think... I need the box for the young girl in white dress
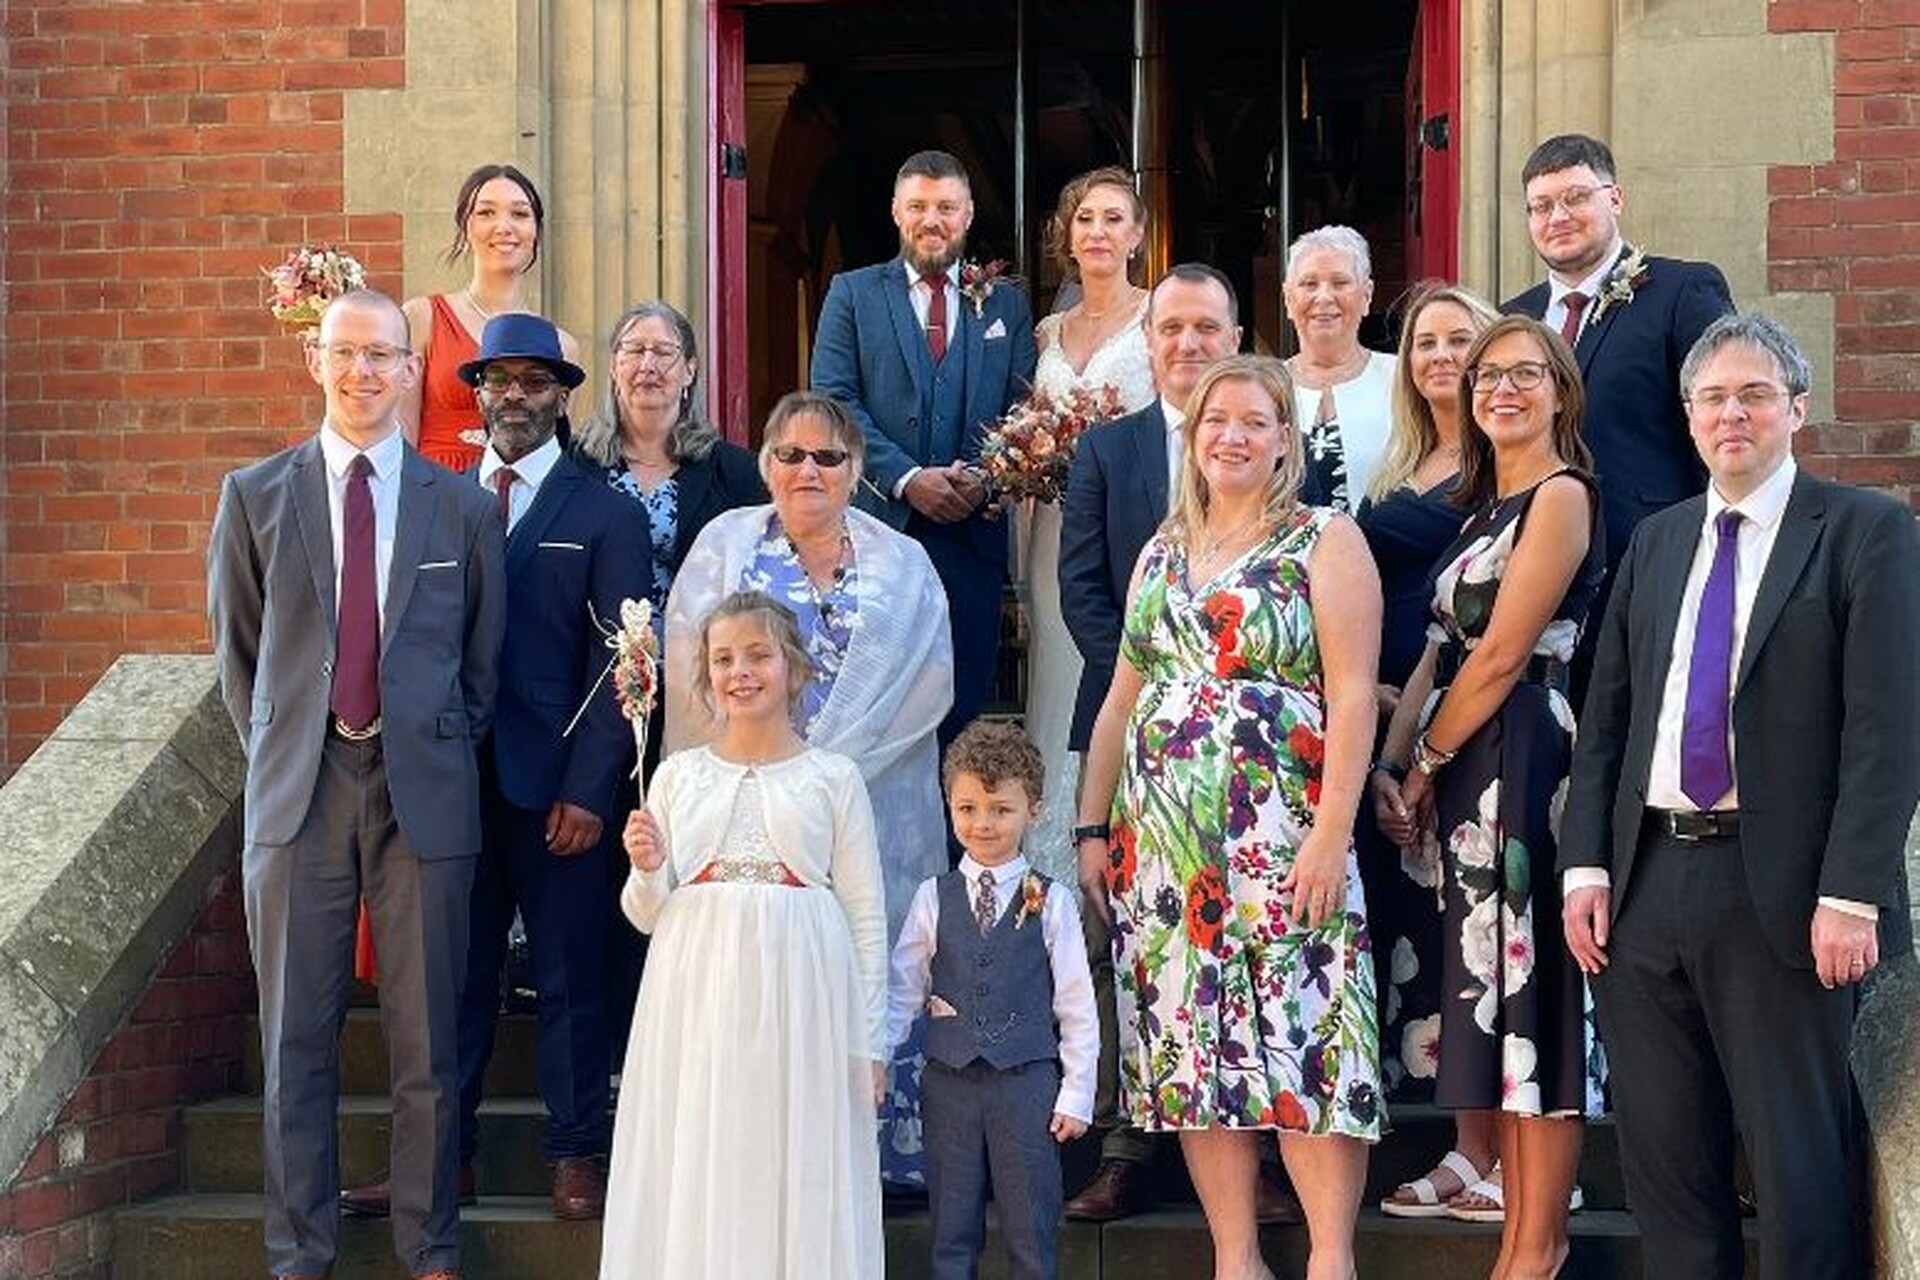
[602,590,887,1280]
[1024,167,1157,879]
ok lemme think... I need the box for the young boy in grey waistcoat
[885,720,1100,1280]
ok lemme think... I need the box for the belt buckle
[333,715,381,741]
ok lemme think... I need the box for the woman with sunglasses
[1375,315,1606,1279]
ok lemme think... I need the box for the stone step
[115,1195,1754,1280]
[242,1008,543,1097]
[185,1091,1627,1209]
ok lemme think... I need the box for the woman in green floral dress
[1079,355,1384,1280]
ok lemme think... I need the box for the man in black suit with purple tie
[1560,313,1918,1280]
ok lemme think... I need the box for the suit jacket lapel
[1639,499,1702,701]
[884,260,932,405]
[1574,244,1634,379]
[960,287,988,428]
[1736,473,1823,692]
[508,454,579,572]
[290,437,337,632]
[1130,403,1171,518]
[382,448,436,655]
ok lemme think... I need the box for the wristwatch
[1071,822,1111,843]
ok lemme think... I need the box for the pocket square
[983,319,1007,340]
[537,540,585,551]
[418,560,458,570]
[928,995,959,1019]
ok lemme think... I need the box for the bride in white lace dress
[1023,168,1156,880]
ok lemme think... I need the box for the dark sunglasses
[770,445,850,468]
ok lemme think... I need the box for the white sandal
[1445,1161,1506,1223]
[1381,1150,1486,1219]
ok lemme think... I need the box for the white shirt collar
[1707,455,1796,533]
[957,853,1031,889]
[319,422,404,480]
[1549,237,1625,300]
[904,259,960,289]
[477,434,562,493]
[1159,396,1186,433]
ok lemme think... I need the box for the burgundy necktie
[1680,509,1743,809]
[1559,291,1589,348]
[331,453,380,733]
[495,466,517,529]
[923,271,948,364]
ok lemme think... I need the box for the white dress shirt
[1160,395,1186,496]
[476,434,561,534]
[885,852,1100,1123]
[893,261,965,500]
[1544,237,1623,345]
[317,424,403,627]
[1562,458,1875,920]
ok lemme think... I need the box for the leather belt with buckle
[1648,808,1740,841]
[332,716,382,741]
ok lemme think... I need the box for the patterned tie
[974,869,998,936]
[1680,509,1743,809]
[923,271,948,364]
[331,453,380,732]
[1559,291,1589,348]
[494,466,517,530]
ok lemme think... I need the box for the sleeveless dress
[1354,476,1463,1099]
[1423,470,1607,1117]
[1106,509,1382,1136]
[1024,301,1154,881]
[417,295,483,471]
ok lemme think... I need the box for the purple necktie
[331,453,381,732]
[1680,509,1743,809]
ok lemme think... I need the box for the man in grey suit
[208,289,505,1280]
[1560,313,1918,1279]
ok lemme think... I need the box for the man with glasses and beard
[340,314,651,1223]
[811,149,1038,748]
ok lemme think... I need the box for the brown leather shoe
[338,1163,477,1218]
[1255,1173,1305,1225]
[551,1155,607,1221]
[1064,1157,1151,1221]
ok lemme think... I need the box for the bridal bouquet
[264,243,367,337]
[976,383,1123,515]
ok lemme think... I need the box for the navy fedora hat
[458,313,586,389]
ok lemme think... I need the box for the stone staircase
[112,1006,1755,1278]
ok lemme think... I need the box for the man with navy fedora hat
[343,312,651,1221]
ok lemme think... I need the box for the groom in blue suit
[811,149,1037,742]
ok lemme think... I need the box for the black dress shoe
[1064,1157,1151,1221]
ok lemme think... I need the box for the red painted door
[709,1,750,441]
[1404,0,1460,281]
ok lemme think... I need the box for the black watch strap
[1072,822,1111,842]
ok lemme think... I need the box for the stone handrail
[0,655,244,1184]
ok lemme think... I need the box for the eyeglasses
[1685,384,1791,413]
[1467,361,1551,394]
[319,343,407,373]
[478,368,561,395]
[770,445,851,469]
[614,342,684,365]
[1524,184,1615,220]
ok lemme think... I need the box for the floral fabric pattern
[737,513,862,735]
[1424,471,1606,1117]
[606,468,679,612]
[1107,508,1381,1138]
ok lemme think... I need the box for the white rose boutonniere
[1586,245,1651,325]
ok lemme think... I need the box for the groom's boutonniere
[1587,245,1651,325]
[1013,870,1047,928]
[959,258,1008,317]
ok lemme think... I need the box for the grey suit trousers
[244,732,474,1278]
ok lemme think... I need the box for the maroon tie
[1560,291,1589,348]
[923,271,948,364]
[331,453,380,732]
[495,466,517,529]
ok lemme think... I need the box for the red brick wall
[0,1,409,776]
[1769,2,1920,507]
[0,870,255,1280]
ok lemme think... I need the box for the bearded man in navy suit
[811,149,1037,743]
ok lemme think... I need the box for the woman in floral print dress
[1079,355,1383,1280]
[1379,315,1605,1280]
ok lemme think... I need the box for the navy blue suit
[1505,249,1733,569]
[1058,401,1169,752]
[458,450,654,1164]
[811,259,1036,739]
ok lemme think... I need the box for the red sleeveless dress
[416,294,483,471]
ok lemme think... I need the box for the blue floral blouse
[736,513,861,733]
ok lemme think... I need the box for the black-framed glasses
[1467,361,1551,394]
[1685,384,1791,414]
[478,368,561,395]
[770,445,851,468]
[319,343,407,373]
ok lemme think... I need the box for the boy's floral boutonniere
[959,258,1008,317]
[1013,871,1048,928]
[1587,244,1650,325]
